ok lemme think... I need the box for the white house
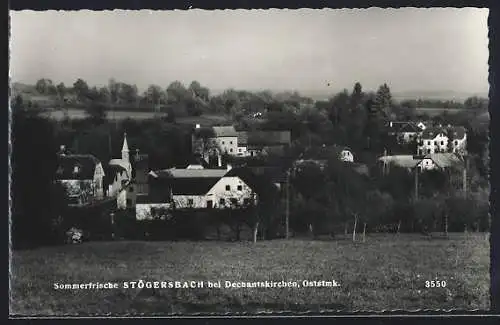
[339,149,354,162]
[212,126,239,155]
[417,126,467,155]
[378,152,464,172]
[387,121,422,144]
[417,121,427,131]
[55,153,105,205]
[145,165,258,213]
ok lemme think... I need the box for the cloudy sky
[10,8,489,96]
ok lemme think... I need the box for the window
[206,200,213,209]
[230,141,233,144]
[243,198,251,205]
[187,198,194,206]
[73,165,80,174]
[441,141,444,145]
[225,185,230,191]
[230,148,233,153]
[126,199,132,207]
[427,141,431,145]
[427,149,431,154]
[230,198,238,205]
[237,185,242,191]
[238,148,242,152]
[454,140,458,145]
[129,186,134,192]
[219,198,225,205]
[222,141,225,145]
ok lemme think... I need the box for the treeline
[10,81,490,248]
[16,78,488,118]
[399,97,489,110]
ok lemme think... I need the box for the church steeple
[121,132,129,162]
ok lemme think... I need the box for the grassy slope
[10,233,489,316]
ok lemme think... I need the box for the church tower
[122,132,130,162]
[121,133,132,177]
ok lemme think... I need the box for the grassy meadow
[10,233,490,316]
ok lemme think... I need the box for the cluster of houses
[54,125,300,221]
[55,118,463,222]
[381,120,468,171]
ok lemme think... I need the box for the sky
[9,8,489,96]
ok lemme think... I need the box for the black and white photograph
[9,8,491,316]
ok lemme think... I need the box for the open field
[415,107,466,117]
[41,108,230,125]
[10,233,489,316]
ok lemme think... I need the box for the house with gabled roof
[136,165,262,220]
[55,152,105,205]
[387,121,423,144]
[417,125,467,155]
[237,130,291,157]
[378,152,464,172]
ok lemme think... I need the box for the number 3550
[425,280,447,288]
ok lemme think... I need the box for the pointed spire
[121,132,130,163]
[122,132,129,153]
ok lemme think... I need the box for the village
[53,115,471,242]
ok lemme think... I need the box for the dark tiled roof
[238,131,291,146]
[225,167,278,197]
[399,123,421,133]
[155,168,228,179]
[421,126,466,140]
[212,126,238,137]
[55,154,100,180]
[170,177,221,195]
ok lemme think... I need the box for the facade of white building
[417,126,467,155]
[145,165,258,214]
[339,149,354,162]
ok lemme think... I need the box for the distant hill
[391,90,489,102]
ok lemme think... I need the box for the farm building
[191,124,291,161]
[378,152,464,172]
[136,165,267,219]
[55,152,105,206]
[237,130,291,157]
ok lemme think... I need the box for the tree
[73,78,90,102]
[108,78,120,106]
[464,96,488,111]
[373,83,393,117]
[166,81,189,104]
[12,108,60,248]
[119,83,139,105]
[56,82,66,100]
[188,81,210,103]
[98,87,111,103]
[35,78,53,95]
[144,84,164,111]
